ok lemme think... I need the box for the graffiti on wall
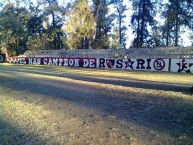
[97,58,169,72]
[6,57,193,73]
[171,59,193,73]
[7,57,97,68]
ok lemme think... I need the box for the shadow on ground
[0,118,46,145]
[1,64,193,144]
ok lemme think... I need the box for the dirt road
[0,64,193,145]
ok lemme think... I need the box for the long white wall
[6,57,193,73]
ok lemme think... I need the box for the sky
[4,0,193,47]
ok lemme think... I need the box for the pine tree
[65,0,95,50]
[93,0,116,49]
[162,0,192,46]
[130,0,156,48]
[115,0,127,48]
[38,0,65,49]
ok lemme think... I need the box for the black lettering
[136,59,145,69]
[99,58,105,68]
[146,59,151,69]
[116,59,123,68]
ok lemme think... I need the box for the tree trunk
[175,15,179,46]
[52,12,57,49]
[140,0,146,48]
[136,1,140,48]
[174,0,179,46]
[117,7,122,46]
[93,0,102,49]
[166,19,170,46]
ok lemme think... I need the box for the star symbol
[189,63,193,68]
[125,58,134,69]
[177,59,193,73]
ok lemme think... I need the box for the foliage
[114,0,127,48]
[93,0,116,49]
[0,3,29,56]
[130,0,157,48]
[38,0,67,49]
[161,0,192,46]
[65,0,95,50]
[0,0,192,55]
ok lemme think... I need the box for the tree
[162,0,192,46]
[92,0,116,49]
[115,0,127,48]
[38,0,67,49]
[65,0,95,50]
[161,3,173,46]
[25,0,49,50]
[130,0,157,48]
[109,26,120,48]
[0,3,30,56]
[27,15,47,50]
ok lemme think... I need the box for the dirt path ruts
[0,64,193,145]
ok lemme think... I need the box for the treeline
[0,0,192,56]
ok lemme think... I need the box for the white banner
[6,57,193,73]
[171,59,193,73]
[97,58,170,72]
